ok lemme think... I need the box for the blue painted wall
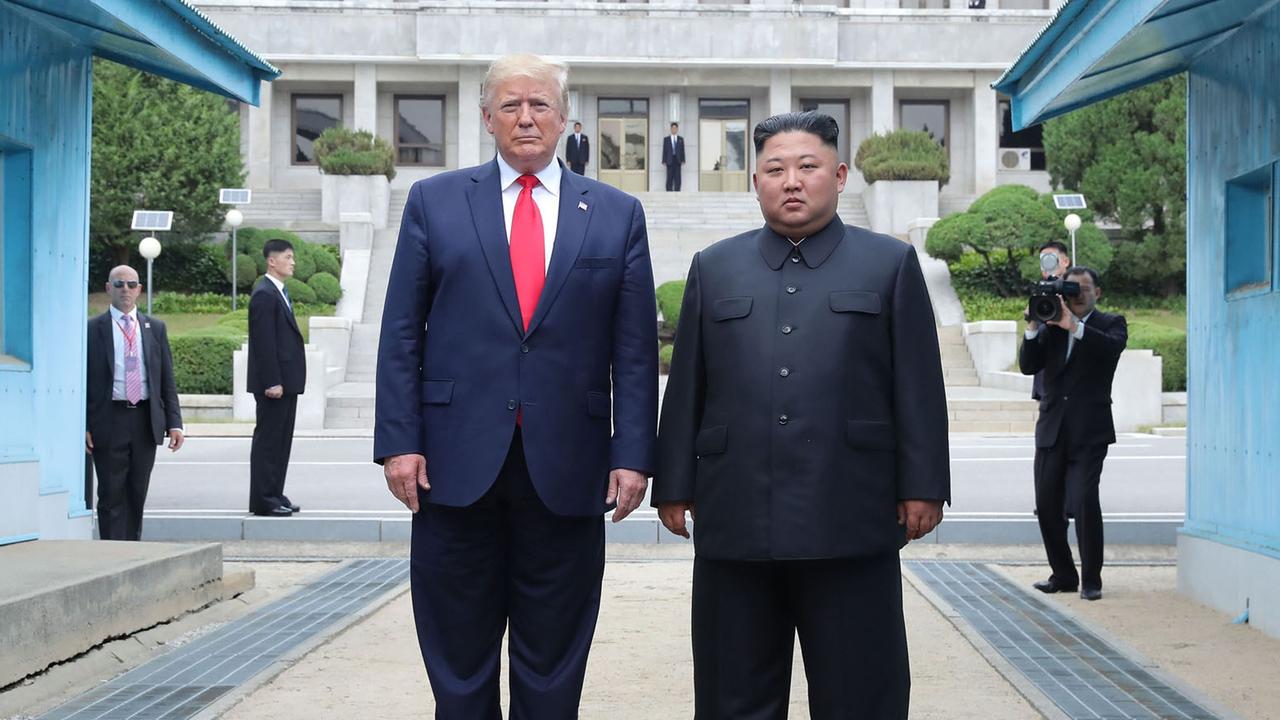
[0,2,93,537]
[1183,4,1280,557]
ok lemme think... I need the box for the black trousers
[692,553,910,720]
[93,401,158,541]
[1034,440,1108,590]
[666,162,682,191]
[410,429,605,719]
[249,392,297,512]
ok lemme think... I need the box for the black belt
[112,399,149,409]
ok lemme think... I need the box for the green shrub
[659,344,675,374]
[854,129,949,185]
[946,253,1029,299]
[232,227,306,275]
[153,241,229,294]
[292,243,317,282]
[150,292,250,314]
[313,244,341,276]
[170,334,242,394]
[308,272,342,304]
[656,281,686,330]
[314,127,396,180]
[284,277,317,304]
[215,308,249,334]
[958,292,1029,323]
[225,254,258,292]
[1127,320,1186,392]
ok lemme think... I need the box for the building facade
[200,0,1063,215]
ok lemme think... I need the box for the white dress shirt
[496,153,561,275]
[1025,310,1092,361]
[109,305,150,401]
[264,272,291,309]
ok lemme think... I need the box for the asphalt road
[146,434,1186,516]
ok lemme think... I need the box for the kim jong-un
[654,111,951,719]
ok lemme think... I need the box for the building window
[395,96,445,167]
[900,100,948,148]
[1224,162,1276,299]
[998,97,1045,171]
[0,137,33,366]
[800,100,850,163]
[292,95,342,165]
[900,0,946,8]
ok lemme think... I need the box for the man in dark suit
[247,238,306,517]
[1020,266,1126,601]
[654,112,949,719]
[661,122,685,191]
[1031,240,1071,401]
[86,265,184,541]
[375,54,657,718]
[565,120,589,174]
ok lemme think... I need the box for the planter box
[862,180,939,236]
[321,174,390,230]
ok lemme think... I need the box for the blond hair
[480,54,570,116]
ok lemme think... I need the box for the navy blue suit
[375,158,658,717]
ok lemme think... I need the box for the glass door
[598,98,649,192]
[698,100,749,192]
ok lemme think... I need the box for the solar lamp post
[138,236,162,315]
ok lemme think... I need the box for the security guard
[654,112,950,719]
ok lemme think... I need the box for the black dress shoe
[282,497,300,513]
[1080,587,1102,601]
[252,506,293,517]
[1033,577,1079,594]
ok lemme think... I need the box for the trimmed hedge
[151,292,250,314]
[1128,320,1186,392]
[659,344,675,374]
[171,334,242,394]
[854,129,949,185]
[314,245,341,277]
[308,272,342,304]
[314,127,396,180]
[284,277,318,304]
[656,281,685,330]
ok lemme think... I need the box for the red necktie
[510,174,546,331]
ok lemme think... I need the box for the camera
[1028,277,1080,323]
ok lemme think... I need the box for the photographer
[1019,266,1127,601]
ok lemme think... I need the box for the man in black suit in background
[565,121,589,174]
[1032,240,1071,401]
[654,112,949,718]
[247,238,306,517]
[1020,266,1127,601]
[86,265,184,540]
[661,122,685,191]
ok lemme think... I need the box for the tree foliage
[1042,76,1187,295]
[90,59,243,268]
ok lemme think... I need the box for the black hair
[670,122,679,128]
[1039,240,1070,256]
[1065,265,1099,285]
[263,238,294,258]
[753,111,839,153]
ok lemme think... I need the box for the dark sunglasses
[111,280,140,289]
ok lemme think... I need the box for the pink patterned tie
[121,314,143,405]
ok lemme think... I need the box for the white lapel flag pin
[578,201,588,212]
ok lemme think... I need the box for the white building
[200,0,1060,217]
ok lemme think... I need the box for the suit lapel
[97,313,114,380]
[140,313,161,382]
[467,160,524,335]
[282,292,302,338]
[526,168,591,337]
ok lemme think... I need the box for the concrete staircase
[936,325,1038,432]
[322,227,395,429]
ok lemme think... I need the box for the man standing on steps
[662,122,685,191]
[375,54,657,717]
[654,111,949,718]
[565,120,589,175]
[247,238,306,518]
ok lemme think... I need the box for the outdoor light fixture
[221,189,251,310]
[138,236,162,315]
[1064,212,1082,264]
[131,210,173,315]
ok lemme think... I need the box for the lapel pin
[578,201,588,212]
[144,322,151,329]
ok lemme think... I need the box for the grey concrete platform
[0,541,251,688]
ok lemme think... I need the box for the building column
[871,69,894,135]
[246,79,272,189]
[973,73,998,196]
[458,65,484,168]
[769,68,792,117]
[354,64,377,133]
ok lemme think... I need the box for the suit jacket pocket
[711,297,753,322]
[587,391,611,418]
[846,419,896,451]
[830,291,882,315]
[575,257,617,269]
[421,380,455,405]
[695,425,727,456]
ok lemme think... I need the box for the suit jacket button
[790,255,801,263]
[778,414,789,425]
[781,325,793,334]
[521,344,530,354]
[785,285,797,294]
[507,400,517,410]
[779,367,790,377]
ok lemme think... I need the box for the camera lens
[1032,296,1060,323]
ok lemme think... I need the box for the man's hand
[385,453,430,513]
[85,432,94,455]
[1047,296,1078,332]
[606,468,648,523]
[897,499,944,541]
[167,429,184,452]
[658,502,694,539]
[265,385,284,399]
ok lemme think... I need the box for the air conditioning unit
[999,148,1032,171]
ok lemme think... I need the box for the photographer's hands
[1046,295,1079,333]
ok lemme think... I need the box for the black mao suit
[86,310,182,540]
[655,216,950,718]
[247,276,306,514]
[1019,310,1127,592]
